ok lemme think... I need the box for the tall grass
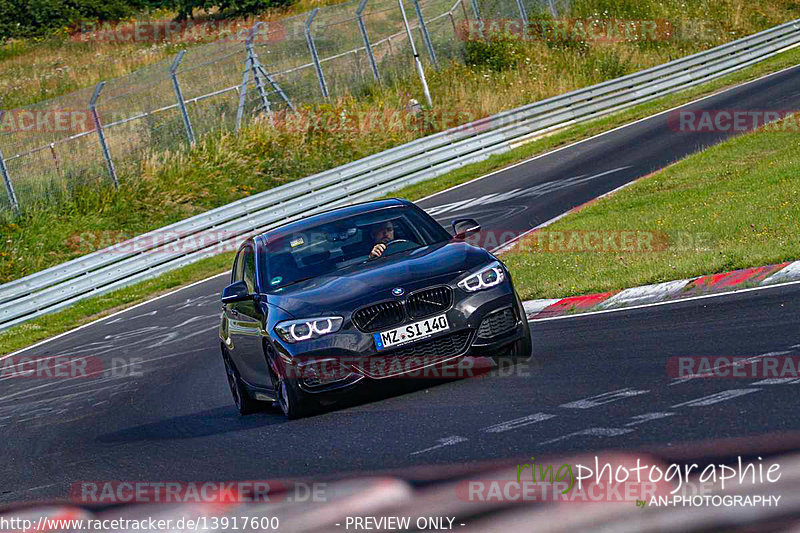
[0,1,345,110]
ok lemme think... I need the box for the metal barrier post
[466,0,485,41]
[547,0,557,17]
[255,64,298,113]
[248,23,273,122]
[236,44,252,132]
[89,82,119,189]
[305,9,330,98]
[170,51,195,145]
[514,0,528,25]
[0,114,19,215]
[459,0,469,24]
[49,143,62,177]
[356,0,381,82]
[412,0,438,69]
[398,0,433,107]
[470,0,481,21]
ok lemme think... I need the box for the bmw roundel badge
[392,287,405,297]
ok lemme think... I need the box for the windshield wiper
[276,275,317,288]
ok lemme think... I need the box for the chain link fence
[0,0,568,214]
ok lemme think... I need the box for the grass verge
[1,46,800,354]
[500,112,800,300]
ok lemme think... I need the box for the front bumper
[274,281,528,393]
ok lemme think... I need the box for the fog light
[298,358,358,387]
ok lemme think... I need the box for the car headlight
[274,317,343,343]
[457,261,506,292]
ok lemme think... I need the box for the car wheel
[493,336,532,367]
[275,374,315,420]
[222,348,262,415]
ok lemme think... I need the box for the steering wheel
[368,239,411,260]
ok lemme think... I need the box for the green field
[501,113,800,300]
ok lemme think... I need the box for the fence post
[305,9,329,99]
[235,37,252,132]
[465,0,486,41]
[255,64,297,113]
[49,143,62,177]
[470,0,481,21]
[89,82,119,189]
[0,115,19,215]
[514,0,528,25]
[547,0,557,17]
[412,0,438,69]
[398,0,433,108]
[448,11,457,35]
[170,50,195,145]
[356,0,381,83]
[248,23,273,123]
[459,0,469,24]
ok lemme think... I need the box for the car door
[227,244,270,387]
[220,248,243,353]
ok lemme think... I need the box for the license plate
[373,314,449,350]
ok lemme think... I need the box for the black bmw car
[219,198,532,419]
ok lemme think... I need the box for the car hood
[265,241,492,317]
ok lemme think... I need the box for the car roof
[251,198,411,248]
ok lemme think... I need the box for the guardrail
[2,18,799,332]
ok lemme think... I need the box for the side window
[232,249,245,283]
[242,247,257,294]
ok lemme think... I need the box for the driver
[368,220,395,258]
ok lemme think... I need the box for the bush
[0,0,169,39]
[175,0,291,20]
[464,33,525,71]
[0,0,288,39]
[588,49,631,79]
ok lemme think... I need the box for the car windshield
[258,206,451,291]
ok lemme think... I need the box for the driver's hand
[369,243,386,258]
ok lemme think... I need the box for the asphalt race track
[3,65,800,504]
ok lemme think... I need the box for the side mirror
[222,280,251,304]
[452,218,481,239]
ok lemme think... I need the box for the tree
[174,0,287,20]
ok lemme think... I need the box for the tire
[493,334,532,367]
[222,348,263,415]
[274,372,315,420]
